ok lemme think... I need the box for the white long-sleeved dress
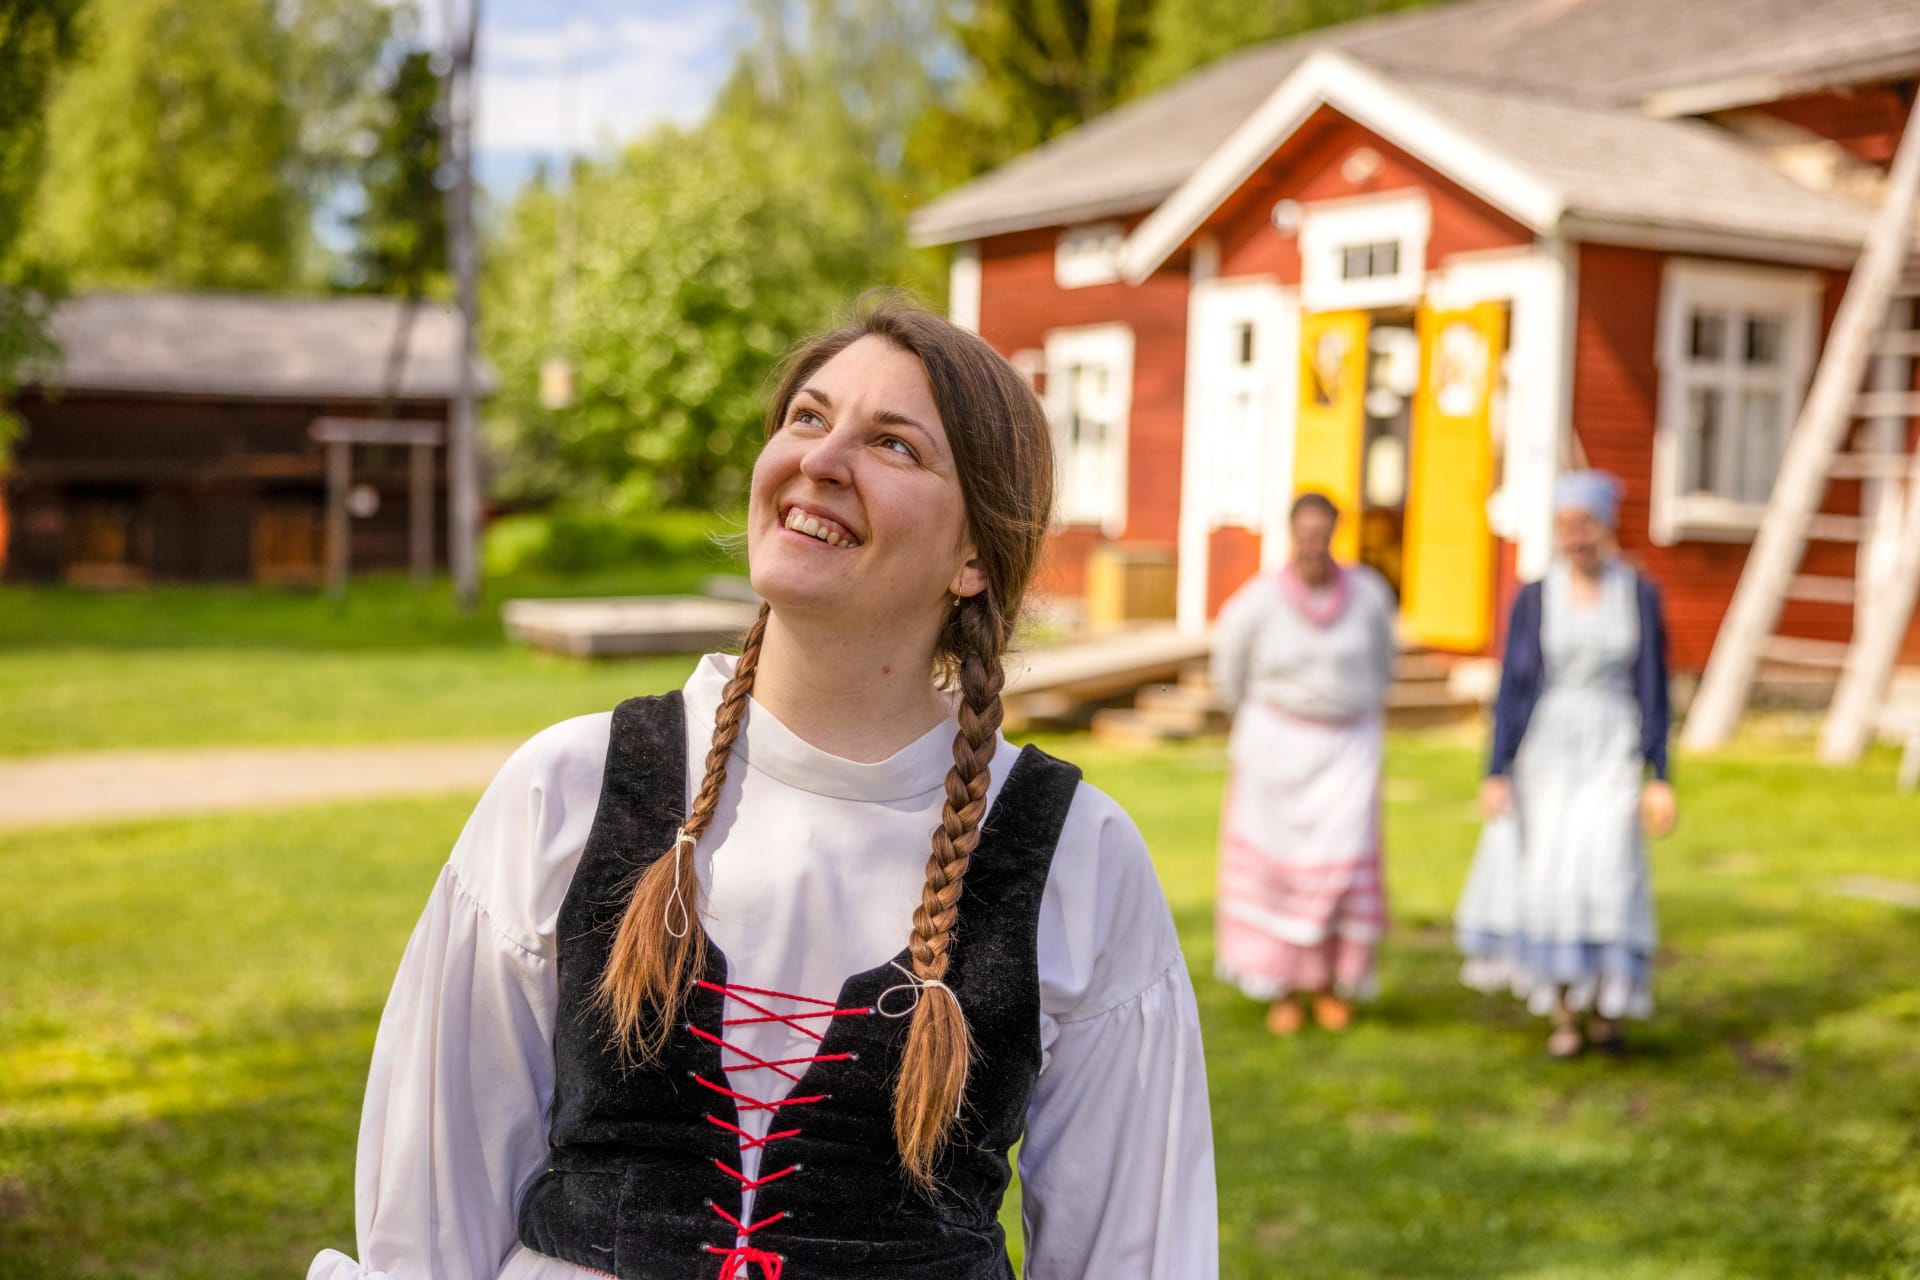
[1208,566,1397,1000]
[308,653,1218,1280]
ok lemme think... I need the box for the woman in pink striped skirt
[1210,493,1398,1034]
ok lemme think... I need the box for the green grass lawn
[0,560,739,755]
[3,731,1916,1277]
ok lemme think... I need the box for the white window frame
[1298,190,1430,311]
[1054,222,1127,289]
[1652,258,1820,544]
[1042,324,1134,535]
[948,241,981,331]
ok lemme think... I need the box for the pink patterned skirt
[1215,703,1387,1000]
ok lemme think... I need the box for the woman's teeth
[784,508,856,548]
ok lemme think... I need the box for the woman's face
[747,335,985,638]
[1290,509,1336,575]
[1554,506,1609,574]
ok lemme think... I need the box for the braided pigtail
[595,603,770,1062]
[893,598,1005,1186]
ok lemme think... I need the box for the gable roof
[1121,51,1882,281]
[910,0,1920,247]
[28,291,493,402]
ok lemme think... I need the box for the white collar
[683,653,960,802]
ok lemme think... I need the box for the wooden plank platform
[502,596,762,657]
[1001,625,1212,732]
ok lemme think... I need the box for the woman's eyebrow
[873,408,936,445]
[795,385,939,453]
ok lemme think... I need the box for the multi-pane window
[1299,192,1429,310]
[1054,222,1126,289]
[1340,240,1401,281]
[1655,261,1818,538]
[1210,319,1265,529]
[1043,325,1134,531]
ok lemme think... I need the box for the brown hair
[1290,490,1339,524]
[594,292,1055,1187]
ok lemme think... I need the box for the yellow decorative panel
[1294,310,1369,562]
[1402,301,1505,652]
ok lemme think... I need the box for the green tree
[1136,0,1436,90]
[26,0,394,291]
[906,0,1159,191]
[482,1,943,515]
[484,119,924,513]
[344,49,446,297]
[0,0,84,458]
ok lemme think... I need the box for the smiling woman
[307,295,1219,1280]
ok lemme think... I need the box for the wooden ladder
[1684,94,1920,759]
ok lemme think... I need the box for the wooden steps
[1088,650,1482,747]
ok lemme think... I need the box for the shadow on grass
[0,1001,378,1280]
[1180,899,1919,1278]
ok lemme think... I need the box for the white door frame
[1178,262,1298,630]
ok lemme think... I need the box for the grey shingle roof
[30,291,494,401]
[911,0,1920,245]
[1397,74,1879,250]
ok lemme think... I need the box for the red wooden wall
[1569,243,1920,669]
[975,219,1191,600]
[1212,107,1534,285]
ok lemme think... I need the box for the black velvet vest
[518,692,1082,1280]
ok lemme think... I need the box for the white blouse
[308,654,1218,1280]
[1210,565,1398,723]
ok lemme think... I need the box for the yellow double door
[1295,303,1505,652]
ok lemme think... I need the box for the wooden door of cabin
[252,496,325,586]
[1401,301,1507,652]
[64,488,148,586]
[1295,310,1369,564]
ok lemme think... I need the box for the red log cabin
[910,0,1920,677]
[1,292,490,586]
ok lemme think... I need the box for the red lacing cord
[692,980,871,1279]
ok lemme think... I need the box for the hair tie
[664,828,695,939]
[876,960,957,1019]
[877,963,967,1119]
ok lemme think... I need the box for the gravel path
[0,739,521,831]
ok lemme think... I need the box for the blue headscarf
[1554,469,1623,529]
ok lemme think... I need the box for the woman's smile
[780,502,862,549]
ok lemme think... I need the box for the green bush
[483,504,745,577]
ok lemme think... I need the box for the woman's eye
[879,435,917,460]
[790,408,826,430]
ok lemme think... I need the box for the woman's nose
[798,427,854,486]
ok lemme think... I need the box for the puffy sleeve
[1020,787,1218,1280]
[308,715,610,1280]
[1209,578,1267,713]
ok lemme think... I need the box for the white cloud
[471,8,740,154]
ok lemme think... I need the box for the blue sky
[436,0,748,196]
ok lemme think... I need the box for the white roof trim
[1557,215,1862,270]
[1118,49,1565,285]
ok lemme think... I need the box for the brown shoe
[1547,1019,1585,1059]
[1311,993,1353,1032]
[1266,998,1307,1036]
[1587,1017,1625,1054]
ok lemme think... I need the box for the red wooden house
[911,0,1920,677]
